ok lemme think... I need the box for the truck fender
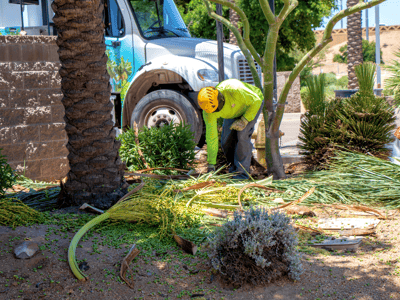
[122,55,222,129]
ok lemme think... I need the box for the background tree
[52,0,127,209]
[333,39,383,64]
[202,0,386,179]
[347,0,363,89]
[183,0,335,71]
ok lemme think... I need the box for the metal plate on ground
[317,218,380,230]
[309,236,363,251]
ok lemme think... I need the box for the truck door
[104,0,134,102]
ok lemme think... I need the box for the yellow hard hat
[198,87,219,113]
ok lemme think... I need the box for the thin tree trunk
[52,0,127,209]
[347,0,363,89]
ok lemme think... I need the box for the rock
[14,241,39,259]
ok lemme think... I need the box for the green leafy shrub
[324,72,337,86]
[118,123,196,172]
[355,62,376,95]
[384,49,400,106]
[300,86,310,108]
[325,85,343,99]
[0,149,15,196]
[337,75,348,88]
[208,207,303,285]
[299,91,396,168]
[302,74,326,113]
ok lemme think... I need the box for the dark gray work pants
[221,106,263,179]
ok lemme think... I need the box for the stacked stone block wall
[277,71,301,113]
[0,35,69,181]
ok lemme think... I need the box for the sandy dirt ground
[1,207,400,300]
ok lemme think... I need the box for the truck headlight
[197,69,219,82]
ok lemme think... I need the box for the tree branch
[277,0,296,23]
[202,0,262,89]
[279,0,298,22]
[258,0,275,25]
[273,0,387,133]
[207,0,262,67]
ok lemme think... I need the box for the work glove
[230,116,249,131]
[207,164,216,173]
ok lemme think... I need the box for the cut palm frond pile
[69,151,400,281]
[68,173,275,281]
[268,151,400,207]
[0,198,44,228]
[5,176,60,211]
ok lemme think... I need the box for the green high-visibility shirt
[203,79,263,165]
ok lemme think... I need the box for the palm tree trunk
[347,0,363,89]
[52,0,127,209]
[228,0,240,45]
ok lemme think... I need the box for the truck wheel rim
[144,106,183,128]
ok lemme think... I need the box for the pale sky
[316,0,399,31]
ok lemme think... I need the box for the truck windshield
[130,0,190,39]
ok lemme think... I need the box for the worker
[198,79,263,179]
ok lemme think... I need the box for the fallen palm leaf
[79,203,104,214]
[336,228,376,236]
[173,235,198,255]
[120,244,140,289]
[274,187,316,210]
[294,224,325,235]
[285,206,316,217]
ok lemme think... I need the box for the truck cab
[105,0,261,143]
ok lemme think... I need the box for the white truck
[105,0,261,144]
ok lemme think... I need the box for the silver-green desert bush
[208,207,303,285]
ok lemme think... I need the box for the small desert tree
[202,0,386,179]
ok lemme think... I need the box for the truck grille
[237,59,262,85]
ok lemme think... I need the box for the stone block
[40,123,67,142]
[51,105,65,123]
[12,159,41,179]
[26,142,53,160]
[49,72,61,88]
[12,125,40,143]
[10,90,39,108]
[23,72,49,89]
[21,44,45,62]
[8,44,23,62]
[0,108,24,126]
[52,140,69,158]
[0,63,11,72]
[1,143,27,162]
[0,45,9,62]
[24,106,52,125]
[38,89,63,106]
[11,61,60,72]
[41,157,69,180]
[0,90,9,108]
[0,127,11,144]
[48,45,60,62]
[0,72,24,90]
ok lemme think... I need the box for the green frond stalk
[355,62,376,95]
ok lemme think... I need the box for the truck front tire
[131,90,203,144]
